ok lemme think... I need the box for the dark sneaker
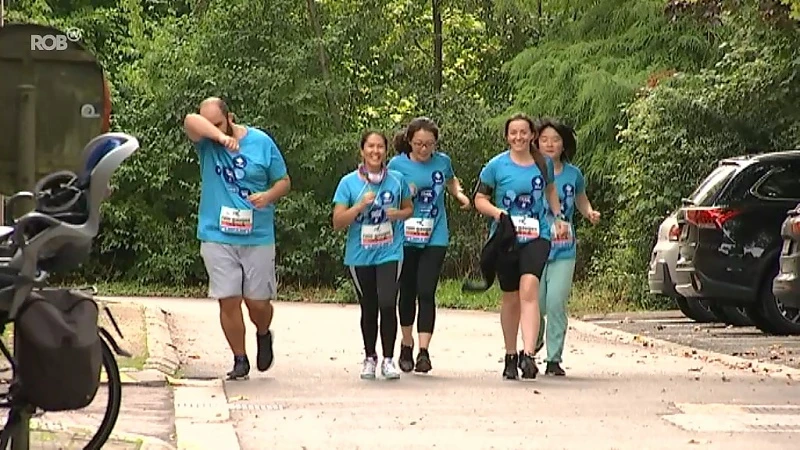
[398,344,415,373]
[256,330,274,371]
[503,353,519,380]
[519,352,538,379]
[226,355,250,380]
[545,362,566,376]
[414,349,432,373]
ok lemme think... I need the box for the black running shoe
[414,348,432,373]
[398,343,415,373]
[519,352,539,379]
[503,353,519,380]
[256,330,274,372]
[226,355,250,380]
[545,362,566,376]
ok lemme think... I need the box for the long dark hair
[534,117,577,162]
[394,117,439,155]
[504,113,549,179]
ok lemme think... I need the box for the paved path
[124,297,800,450]
[582,311,800,369]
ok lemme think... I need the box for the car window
[689,164,738,206]
[753,166,800,201]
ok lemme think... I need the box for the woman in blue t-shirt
[473,113,569,380]
[532,118,600,377]
[387,117,471,374]
[332,131,414,380]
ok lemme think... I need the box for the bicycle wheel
[83,337,122,450]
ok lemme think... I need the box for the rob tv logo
[30,27,82,51]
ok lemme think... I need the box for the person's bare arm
[576,192,601,225]
[446,176,471,209]
[184,113,223,142]
[545,184,562,217]
[249,176,291,209]
[333,195,371,231]
[387,198,414,221]
[474,192,504,220]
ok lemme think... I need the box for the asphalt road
[581,310,799,370]
[139,298,799,449]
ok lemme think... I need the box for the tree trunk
[305,0,343,131]
[432,0,443,98]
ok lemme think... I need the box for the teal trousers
[536,258,576,363]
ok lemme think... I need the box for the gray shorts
[200,242,277,301]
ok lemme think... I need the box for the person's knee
[518,274,540,301]
[244,298,270,312]
[218,297,243,315]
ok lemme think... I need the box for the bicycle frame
[0,295,130,450]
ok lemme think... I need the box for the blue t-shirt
[478,151,556,243]
[545,163,586,261]
[387,152,454,248]
[332,169,412,267]
[194,127,288,246]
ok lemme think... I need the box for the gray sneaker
[381,357,401,380]
[360,356,377,380]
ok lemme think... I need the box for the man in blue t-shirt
[183,97,291,380]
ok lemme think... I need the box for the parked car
[648,213,716,323]
[772,203,800,310]
[674,150,800,335]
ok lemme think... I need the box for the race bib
[220,206,253,235]
[361,222,393,248]
[551,222,574,247]
[404,218,434,244]
[511,215,540,241]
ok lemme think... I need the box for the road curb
[569,318,800,380]
[96,296,182,386]
[143,305,181,376]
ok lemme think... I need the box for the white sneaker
[382,357,401,380]
[360,356,377,380]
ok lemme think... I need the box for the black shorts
[496,238,551,293]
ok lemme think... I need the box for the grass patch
[79,276,647,316]
[31,429,143,449]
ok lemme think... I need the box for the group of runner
[183,97,600,382]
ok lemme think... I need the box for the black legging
[348,261,402,358]
[398,246,447,334]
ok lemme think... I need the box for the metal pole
[1,0,5,28]
[15,85,36,217]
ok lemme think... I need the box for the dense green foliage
[4,0,799,309]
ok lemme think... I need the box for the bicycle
[0,132,140,450]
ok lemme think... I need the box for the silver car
[648,212,717,323]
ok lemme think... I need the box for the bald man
[184,97,291,380]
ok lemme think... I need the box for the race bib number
[511,215,540,241]
[404,218,434,244]
[220,206,253,235]
[361,222,394,248]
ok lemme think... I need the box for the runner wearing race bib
[532,118,601,377]
[473,113,570,381]
[387,117,471,374]
[332,131,414,381]
[185,97,291,381]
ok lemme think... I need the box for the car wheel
[708,303,753,327]
[756,268,800,335]
[675,297,716,323]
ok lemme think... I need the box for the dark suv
[673,150,800,335]
[773,204,800,309]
